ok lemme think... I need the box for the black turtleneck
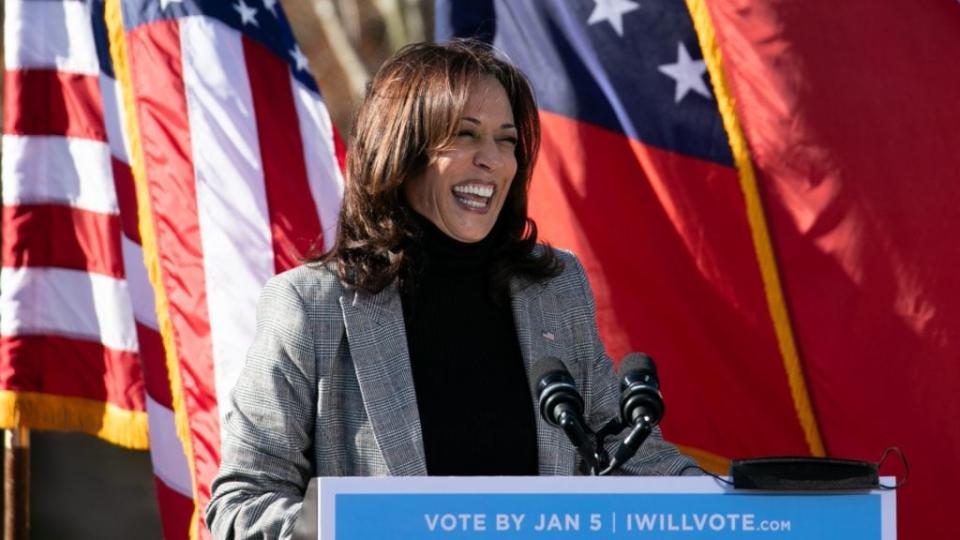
[401,212,539,476]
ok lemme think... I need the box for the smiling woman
[325,40,556,295]
[205,41,695,539]
[403,75,519,243]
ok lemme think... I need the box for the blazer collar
[340,282,427,475]
[509,276,573,475]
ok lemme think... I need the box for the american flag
[1,0,344,537]
[2,0,195,535]
[439,1,960,538]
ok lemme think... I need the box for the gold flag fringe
[0,390,149,450]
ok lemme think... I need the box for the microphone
[619,352,664,428]
[531,356,599,473]
[601,353,665,475]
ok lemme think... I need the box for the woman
[206,41,693,538]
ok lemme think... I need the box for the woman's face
[404,76,519,243]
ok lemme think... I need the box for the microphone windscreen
[619,352,656,378]
[530,356,567,392]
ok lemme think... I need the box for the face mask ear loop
[877,447,908,489]
[677,464,735,486]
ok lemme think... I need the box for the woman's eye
[457,130,476,138]
[499,136,518,146]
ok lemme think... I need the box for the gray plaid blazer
[206,249,694,539]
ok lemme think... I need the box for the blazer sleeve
[567,253,700,476]
[206,274,319,539]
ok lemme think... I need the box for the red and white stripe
[2,0,194,537]
[2,0,138,418]
[121,11,343,538]
[104,79,197,538]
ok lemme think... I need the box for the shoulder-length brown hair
[315,40,560,293]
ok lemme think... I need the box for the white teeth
[458,197,487,209]
[453,184,494,198]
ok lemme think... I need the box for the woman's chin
[446,221,496,243]
[449,229,492,243]
[435,210,498,243]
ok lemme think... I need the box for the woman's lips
[452,182,495,212]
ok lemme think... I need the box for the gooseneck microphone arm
[531,357,603,474]
[555,404,599,473]
[599,417,654,475]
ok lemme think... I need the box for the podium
[293,476,895,539]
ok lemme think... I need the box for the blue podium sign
[314,476,895,539]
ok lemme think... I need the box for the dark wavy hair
[313,40,561,294]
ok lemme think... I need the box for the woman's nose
[473,137,503,170]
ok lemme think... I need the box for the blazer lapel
[510,277,575,475]
[340,284,427,476]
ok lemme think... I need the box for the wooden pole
[3,428,30,540]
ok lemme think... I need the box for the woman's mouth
[452,183,494,211]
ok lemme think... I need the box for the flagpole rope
[684,0,825,457]
[104,1,202,537]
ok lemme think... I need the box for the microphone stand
[574,418,618,475]
[599,421,653,476]
[591,417,654,476]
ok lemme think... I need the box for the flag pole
[3,428,30,540]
